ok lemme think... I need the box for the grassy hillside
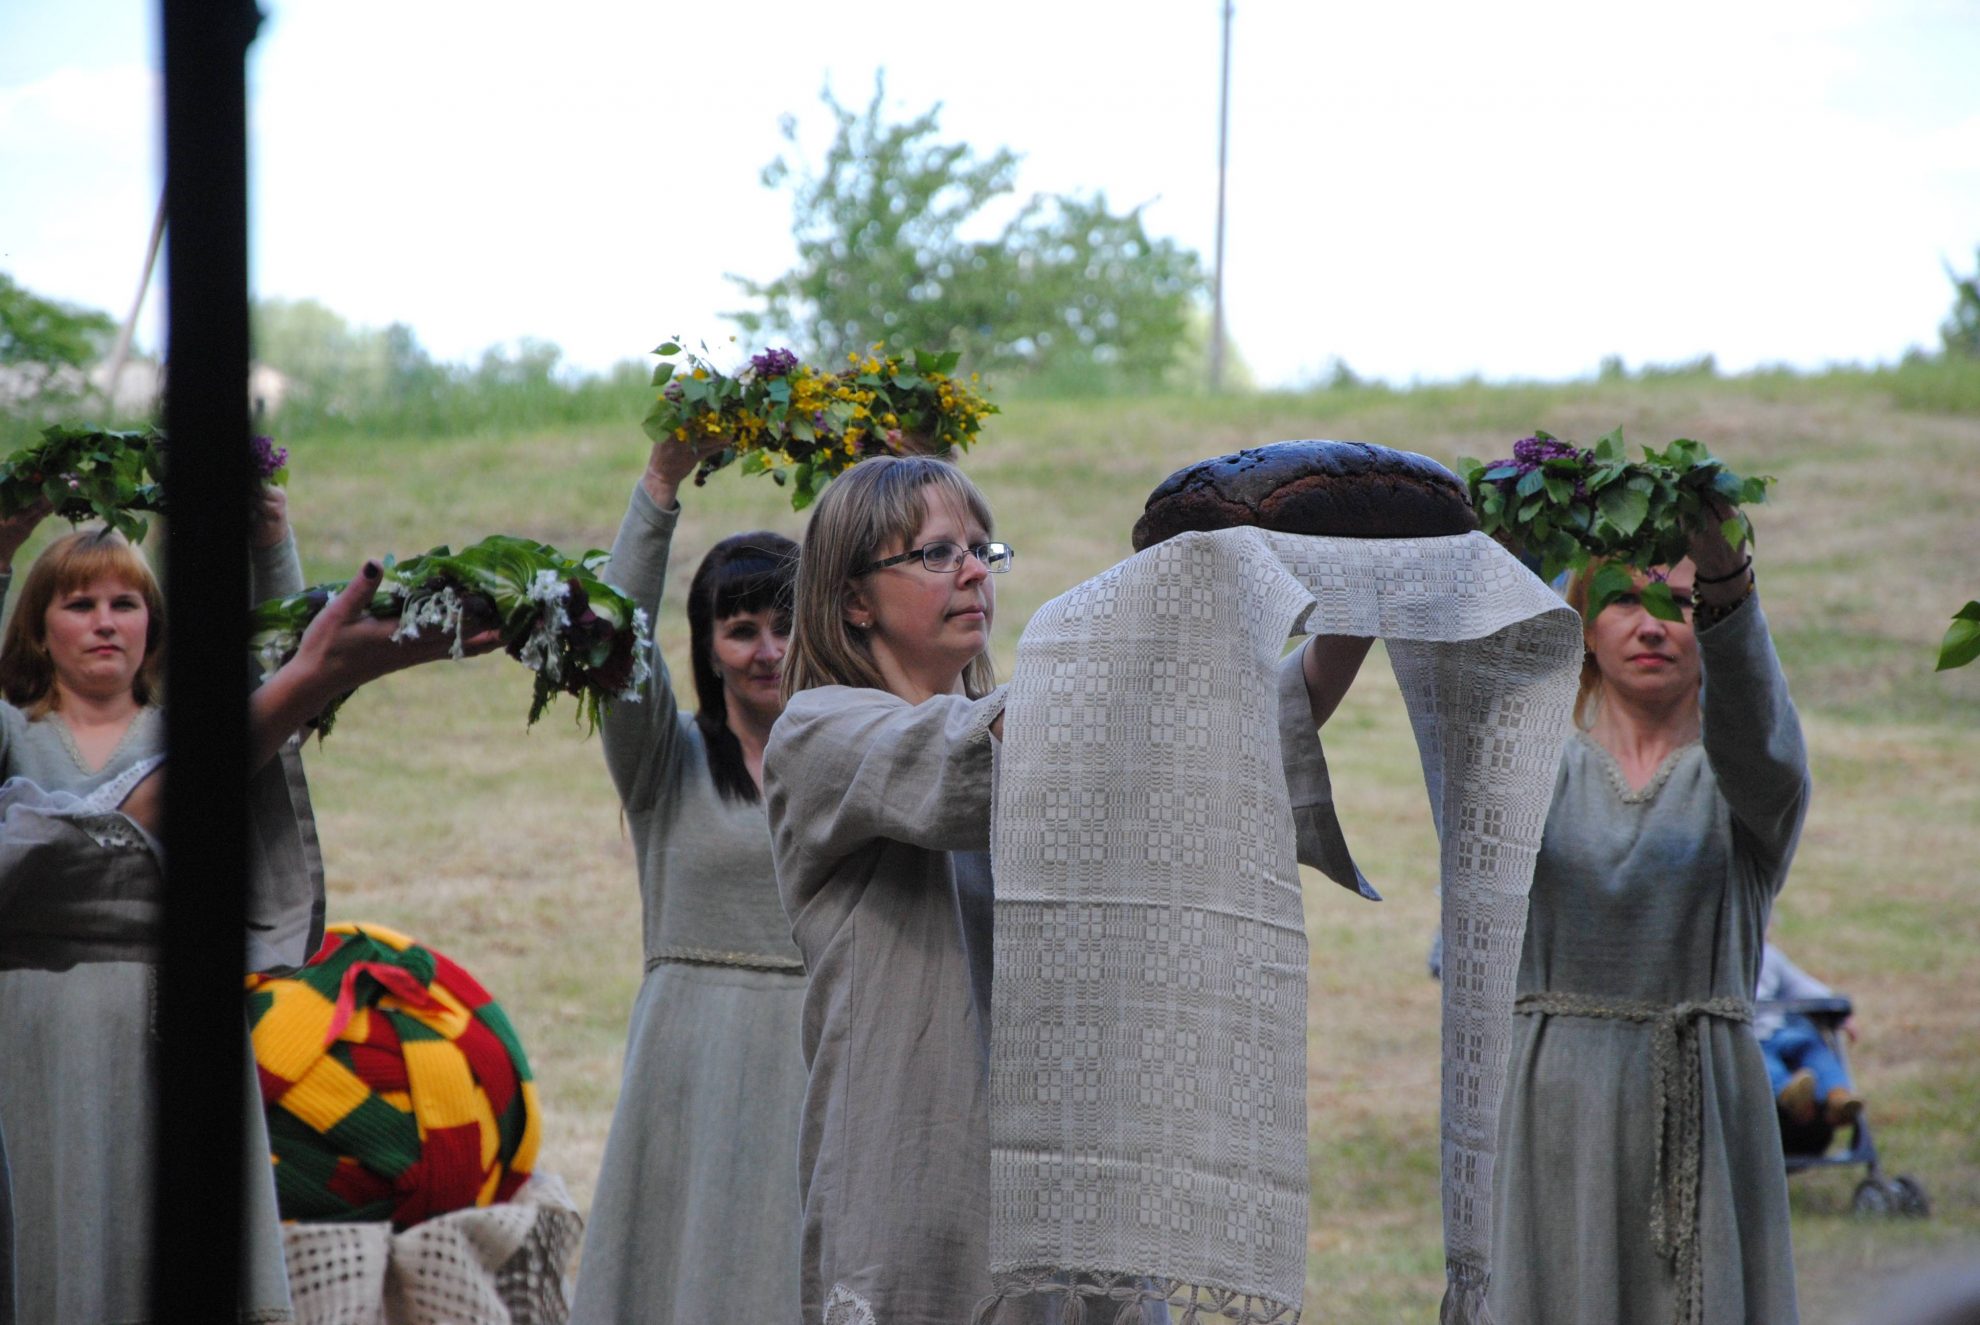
[19,370,1974,1320]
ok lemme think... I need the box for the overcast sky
[4,0,1978,388]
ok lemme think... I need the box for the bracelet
[1694,556,1753,585]
[1692,575,1754,632]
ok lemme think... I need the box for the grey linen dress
[1488,596,1810,1325]
[568,487,807,1325]
[0,537,317,1325]
[764,654,1346,1325]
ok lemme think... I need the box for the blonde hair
[782,456,998,701]
[0,526,166,716]
[1562,561,1606,729]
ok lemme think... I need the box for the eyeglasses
[852,541,1015,577]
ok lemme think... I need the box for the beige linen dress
[0,537,317,1325]
[568,487,808,1324]
[765,653,1353,1325]
[1489,596,1810,1325]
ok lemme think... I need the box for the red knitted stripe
[347,1041,411,1092]
[426,949,493,1011]
[360,1010,401,1051]
[394,1123,483,1225]
[256,1063,294,1104]
[493,1168,528,1204]
[326,1155,395,1210]
[451,1019,517,1116]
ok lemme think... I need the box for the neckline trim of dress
[1575,728,1698,804]
[48,706,155,778]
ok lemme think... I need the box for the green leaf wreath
[0,426,289,543]
[1454,429,1773,622]
[250,535,653,735]
[640,340,996,510]
[0,425,166,543]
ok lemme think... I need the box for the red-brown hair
[0,527,166,716]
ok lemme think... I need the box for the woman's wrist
[1695,558,1753,603]
[641,469,682,512]
[1693,571,1754,630]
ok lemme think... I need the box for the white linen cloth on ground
[279,1173,582,1325]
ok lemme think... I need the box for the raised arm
[1688,496,1810,868]
[249,483,304,602]
[247,560,500,771]
[0,498,52,619]
[1277,639,1376,898]
[598,484,686,809]
[596,436,734,809]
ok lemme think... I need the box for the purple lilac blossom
[1500,435,1593,499]
[750,348,800,378]
[250,435,288,481]
[1510,435,1588,469]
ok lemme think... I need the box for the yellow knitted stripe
[389,981,472,1041]
[342,1007,371,1043]
[402,1038,481,1132]
[514,1080,542,1173]
[252,982,337,1083]
[280,1055,373,1133]
[333,920,416,951]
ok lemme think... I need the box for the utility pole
[1209,0,1234,391]
[102,188,167,410]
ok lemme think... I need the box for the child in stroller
[1757,941,1861,1128]
[1755,940,1929,1216]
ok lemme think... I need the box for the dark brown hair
[687,531,799,802]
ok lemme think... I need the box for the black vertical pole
[1209,0,1234,392]
[155,0,259,1316]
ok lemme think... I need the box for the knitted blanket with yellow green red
[246,922,540,1229]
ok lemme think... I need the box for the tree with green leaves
[0,272,116,405]
[1941,247,1980,359]
[731,77,1207,391]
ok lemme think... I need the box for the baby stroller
[1758,994,1930,1217]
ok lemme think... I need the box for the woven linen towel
[985,528,1581,1323]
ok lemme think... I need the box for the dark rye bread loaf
[1130,439,1478,552]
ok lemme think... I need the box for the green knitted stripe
[246,986,276,1028]
[475,1002,533,1082]
[318,1093,421,1179]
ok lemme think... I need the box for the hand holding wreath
[1457,429,1773,621]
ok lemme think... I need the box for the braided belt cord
[646,946,805,974]
[1515,991,1754,1325]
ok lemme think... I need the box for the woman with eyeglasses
[764,455,1367,1325]
[568,435,807,1325]
[1489,496,1810,1325]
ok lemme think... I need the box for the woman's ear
[842,587,873,632]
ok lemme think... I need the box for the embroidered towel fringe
[973,1273,1300,1325]
[1439,1260,1494,1325]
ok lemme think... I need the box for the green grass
[10,366,1974,1321]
